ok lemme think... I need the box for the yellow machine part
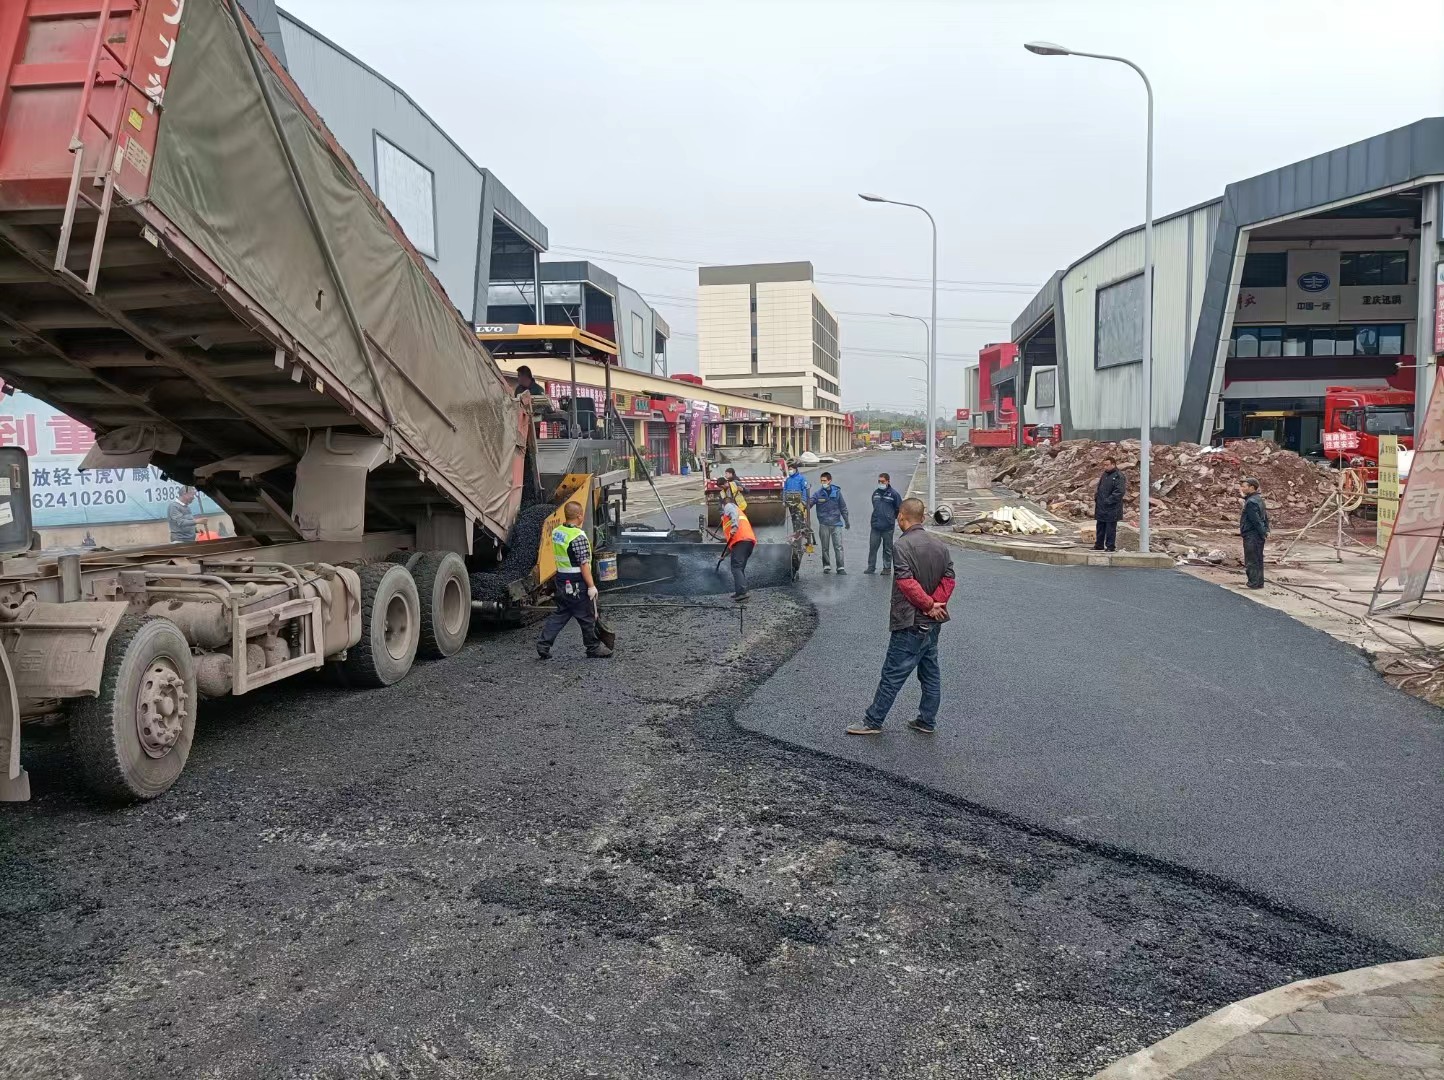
[536,473,599,587]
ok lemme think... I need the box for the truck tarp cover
[147,0,523,537]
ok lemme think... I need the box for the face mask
[877,482,887,489]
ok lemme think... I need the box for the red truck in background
[1323,386,1414,480]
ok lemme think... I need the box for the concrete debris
[957,505,1058,536]
[953,437,1335,529]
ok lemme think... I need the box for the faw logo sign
[1297,272,1330,293]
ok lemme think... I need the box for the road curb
[1093,955,1444,1078]
[938,532,1176,569]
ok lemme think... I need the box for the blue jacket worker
[782,463,810,501]
[866,472,903,574]
[537,501,613,659]
[808,471,850,573]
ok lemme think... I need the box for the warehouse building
[1011,118,1444,455]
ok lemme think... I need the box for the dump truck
[0,0,632,803]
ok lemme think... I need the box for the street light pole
[861,195,938,512]
[1024,41,1154,552]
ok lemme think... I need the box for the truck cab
[1323,386,1415,475]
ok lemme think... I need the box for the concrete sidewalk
[1098,955,1444,1078]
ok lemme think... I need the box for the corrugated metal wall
[278,15,484,320]
[1059,202,1218,438]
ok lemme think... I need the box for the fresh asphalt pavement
[707,451,1442,956]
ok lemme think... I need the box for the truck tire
[384,549,421,571]
[69,615,197,803]
[340,563,420,688]
[413,551,470,660]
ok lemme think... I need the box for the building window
[374,134,437,258]
[1095,273,1145,369]
[1230,324,1405,358]
[1340,251,1409,287]
[630,312,645,356]
[1034,369,1056,409]
[1240,252,1287,288]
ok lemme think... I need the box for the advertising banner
[955,408,971,421]
[1372,369,1444,612]
[1286,250,1340,325]
[1376,435,1400,548]
[0,389,220,528]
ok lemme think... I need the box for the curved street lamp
[1024,41,1155,552]
[859,195,939,512]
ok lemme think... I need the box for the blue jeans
[864,625,942,727]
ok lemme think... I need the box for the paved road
[3,593,1398,1079]
[730,451,1444,955]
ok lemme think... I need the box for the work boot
[536,644,551,660]
[823,566,833,574]
[587,645,614,658]
[908,718,936,734]
[836,567,847,575]
[864,567,876,575]
[732,591,749,603]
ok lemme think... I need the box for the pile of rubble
[957,438,1335,529]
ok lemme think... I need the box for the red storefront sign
[955,408,970,421]
[651,397,686,422]
[1434,264,1444,355]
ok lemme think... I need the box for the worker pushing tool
[720,498,757,603]
[537,501,614,659]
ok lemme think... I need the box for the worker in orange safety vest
[720,499,756,603]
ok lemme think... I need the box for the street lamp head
[858,192,888,203]
[1024,40,1071,56]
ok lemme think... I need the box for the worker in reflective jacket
[719,468,748,513]
[537,501,612,659]
[720,499,757,603]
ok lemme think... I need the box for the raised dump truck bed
[0,0,527,547]
[0,0,534,802]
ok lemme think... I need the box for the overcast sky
[283,0,1443,414]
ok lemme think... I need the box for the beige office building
[697,261,849,454]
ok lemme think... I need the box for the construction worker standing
[808,471,850,574]
[720,498,757,602]
[537,501,612,659]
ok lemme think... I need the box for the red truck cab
[1323,386,1414,474]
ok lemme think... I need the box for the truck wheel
[69,615,197,803]
[413,551,470,660]
[384,549,421,571]
[341,563,420,688]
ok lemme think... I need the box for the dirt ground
[0,593,1404,1079]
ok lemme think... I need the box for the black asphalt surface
[0,561,1407,1078]
[734,452,1444,955]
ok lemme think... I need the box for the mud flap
[0,647,29,802]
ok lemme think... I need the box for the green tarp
[148,0,524,538]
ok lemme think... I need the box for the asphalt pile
[470,502,556,602]
[956,438,1335,529]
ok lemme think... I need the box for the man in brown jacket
[848,498,956,735]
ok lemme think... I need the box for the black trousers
[1094,519,1118,551]
[1243,531,1266,588]
[538,575,601,652]
[730,539,755,596]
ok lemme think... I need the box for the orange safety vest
[722,509,756,548]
